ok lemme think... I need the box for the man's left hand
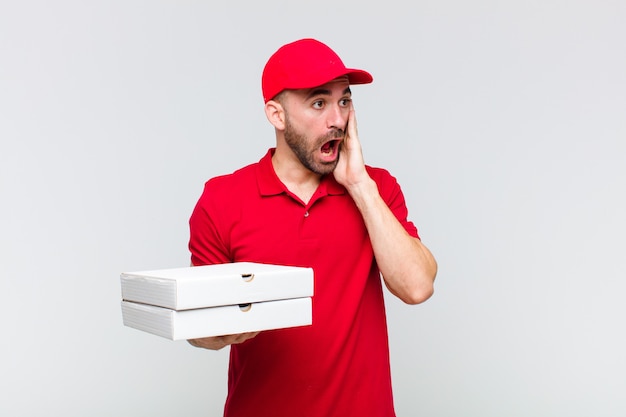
[333,106,370,188]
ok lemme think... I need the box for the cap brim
[346,69,373,85]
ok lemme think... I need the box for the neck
[271,147,321,204]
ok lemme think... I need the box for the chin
[312,162,338,176]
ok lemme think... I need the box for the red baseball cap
[262,38,373,103]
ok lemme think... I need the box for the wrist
[346,177,379,208]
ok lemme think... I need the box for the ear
[264,99,286,130]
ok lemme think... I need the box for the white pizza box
[120,262,313,311]
[121,297,312,340]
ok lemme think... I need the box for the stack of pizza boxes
[120,262,313,340]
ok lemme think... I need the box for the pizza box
[121,297,312,340]
[120,262,313,310]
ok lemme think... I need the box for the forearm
[348,178,437,304]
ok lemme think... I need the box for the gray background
[1,1,624,416]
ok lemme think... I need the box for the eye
[312,100,324,109]
[340,98,352,107]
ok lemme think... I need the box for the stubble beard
[283,117,343,176]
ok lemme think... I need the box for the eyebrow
[305,86,352,101]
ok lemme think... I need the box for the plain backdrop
[1,1,624,416]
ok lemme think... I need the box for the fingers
[346,107,358,141]
[188,337,225,350]
[188,331,260,351]
[228,331,260,345]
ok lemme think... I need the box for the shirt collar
[256,148,346,197]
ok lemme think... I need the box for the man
[187,38,437,417]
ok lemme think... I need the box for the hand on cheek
[336,106,368,187]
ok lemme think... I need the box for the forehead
[290,76,351,101]
[310,76,350,92]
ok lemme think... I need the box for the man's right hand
[187,332,260,350]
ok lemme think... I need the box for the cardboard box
[120,262,314,340]
[120,262,313,310]
[121,297,312,340]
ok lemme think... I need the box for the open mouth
[321,139,339,156]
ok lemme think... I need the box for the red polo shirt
[189,149,419,417]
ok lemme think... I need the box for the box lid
[120,262,313,310]
[121,297,312,340]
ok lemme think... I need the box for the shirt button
[304,211,309,217]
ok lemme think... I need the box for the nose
[327,103,347,130]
